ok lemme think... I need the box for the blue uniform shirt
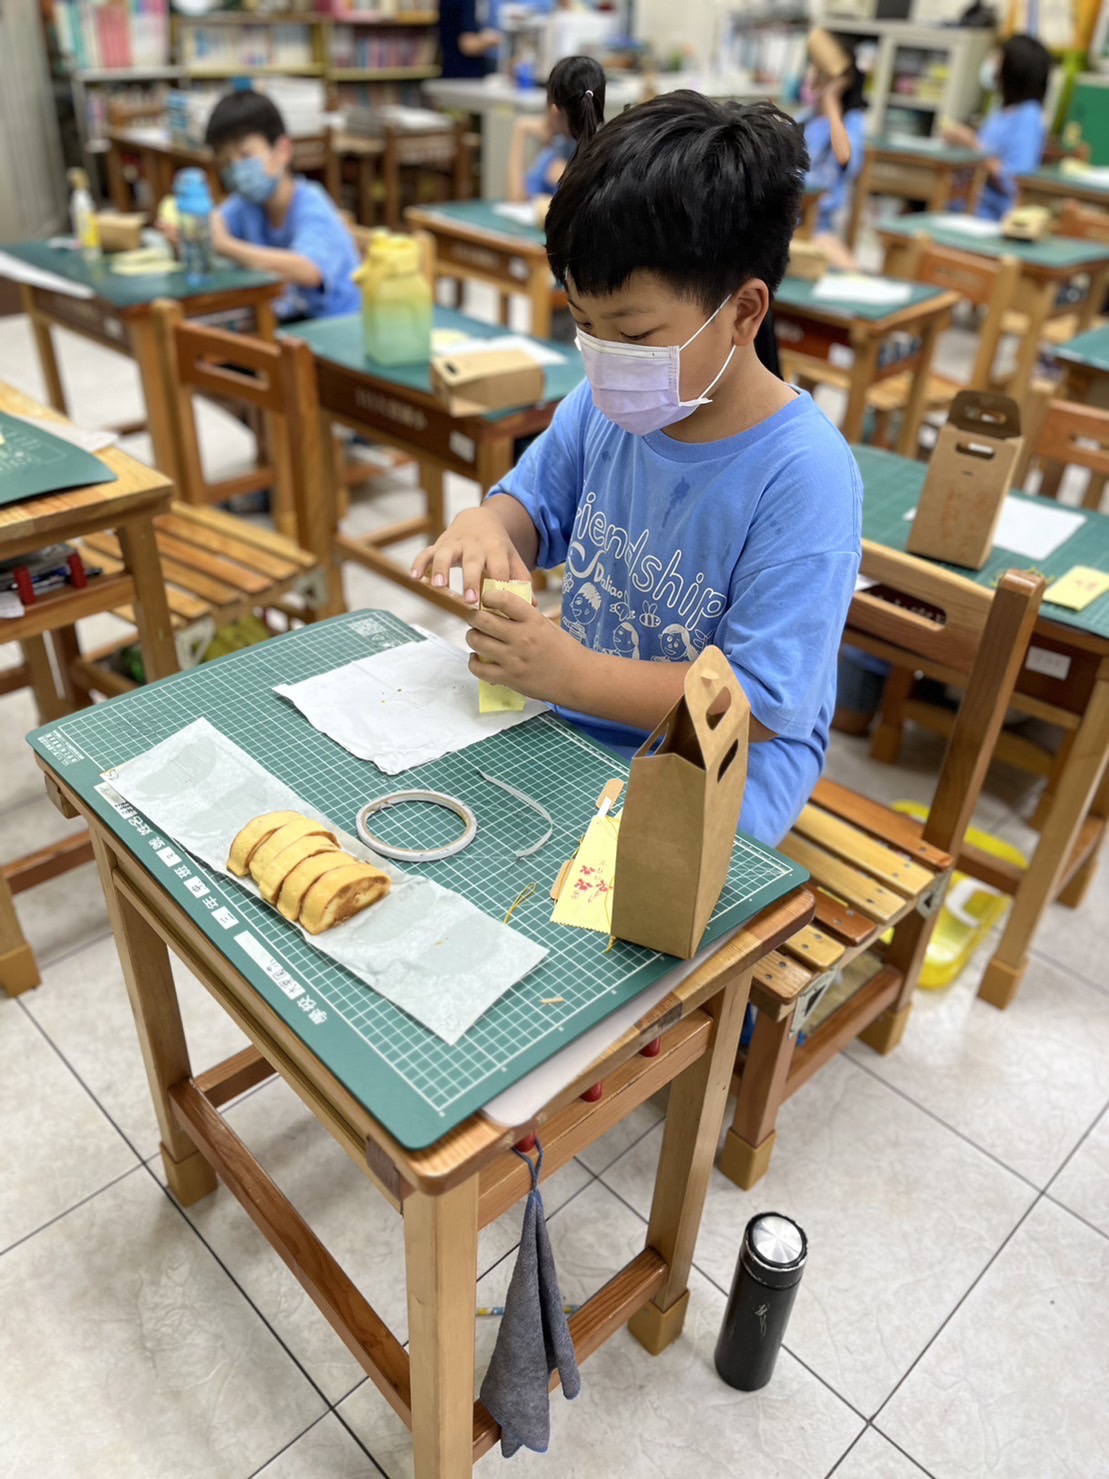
[524,134,576,199]
[803,108,867,234]
[976,100,1047,220]
[490,382,862,844]
[220,177,361,321]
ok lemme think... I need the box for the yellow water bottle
[353,233,432,367]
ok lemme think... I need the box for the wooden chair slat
[152,530,274,595]
[776,833,904,924]
[810,887,876,946]
[155,555,242,608]
[154,511,307,581]
[751,950,817,1011]
[167,502,318,567]
[810,779,953,870]
[781,924,846,972]
[794,803,937,897]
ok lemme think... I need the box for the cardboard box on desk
[430,349,545,418]
[611,646,750,960]
[907,390,1024,571]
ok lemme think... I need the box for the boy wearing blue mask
[205,90,360,321]
[412,93,862,845]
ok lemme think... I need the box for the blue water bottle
[174,167,214,282]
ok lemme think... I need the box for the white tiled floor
[0,300,1106,1478]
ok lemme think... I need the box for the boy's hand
[466,588,580,702]
[412,507,531,606]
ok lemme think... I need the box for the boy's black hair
[546,92,808,310]
[999,34,1051,108]
[829,33,867,115]
[205,89,287,151]
[547,54,606,145]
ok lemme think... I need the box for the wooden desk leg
[979,659,1109,1010]
[21,635,65,725]
[845,156,870,252]
[117,516,179,683]
[106,143,129,212]
[422,461,446,541]
[628,969,751,1355]
[90,834,217,1202]
[255,299,278,341]
[0,873,39,997]
[128,314,181,486]
[404,1177,479,1479]
[896,316,945,458]
[1007,279,1057,402]
[20,286,68,416]
[476,438,514,493]
[841,337,880,445]
[1077,265,1109,334]
[528,267,553,340]
[719,1003,794,1190]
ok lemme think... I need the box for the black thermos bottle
[714,1212,808,1391]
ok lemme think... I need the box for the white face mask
[575,296,737,436]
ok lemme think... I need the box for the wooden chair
[1016,379,1109,510]
[66,304,343,699]
[1002,200,1109,348]
[327,119,477,230]
[719,550,1043,1189]
[784,240,1020,454]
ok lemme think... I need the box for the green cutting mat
[0,240,276,311]
[0,411,116,505]
[776,276,945,323]
[877,214,1109,270]
[855,445,1109,640]
[1054,324,1109,373]
[284,307,584,419]
[27,612,806,1150]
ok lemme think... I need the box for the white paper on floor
[905,496,1086,561]
[274,637,548,774]
[812,273,914,307]
[108,718,547,1044]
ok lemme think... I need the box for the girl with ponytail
[508,55,606,204]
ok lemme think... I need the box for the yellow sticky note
[478,577,533,714]
[551,812,621,933]
[1044,566,1109,612]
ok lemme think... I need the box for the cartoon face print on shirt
[655,623,698,661]
[607,621,641,659]
[565,581,603,642]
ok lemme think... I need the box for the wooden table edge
[404,205,549,259]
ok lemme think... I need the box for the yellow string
[503,881,538,924]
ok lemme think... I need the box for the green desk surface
[412,199,547,248]
[0,240,277,311]
[869,135,984,166]
[855,444,1109,641]
[26,611,805,1150]
[284,306,584,420]
[776,275,947,323]
[1054,324,1109,372]
[1020,164,1109,198]
[876,214,1109,271]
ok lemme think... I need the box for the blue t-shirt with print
[489,382,862,844]
[220,177,360,321]
[803,108,868,234]
[976,100,1046,221]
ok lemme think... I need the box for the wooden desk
[846,136,987,251]
[1018,165,1109,214]
[104,124,327,213]
[28,612,811,1477]
[0,241,282,490]
[876,213,1109,402]
[284,306,584,617]
[405,201,557,337]
[1054,323,1109,408]
[796,183,825,242]
[327,122,473,233]
[856,444,1109,1011]
[0,380,176,997]
[773,276,958,453]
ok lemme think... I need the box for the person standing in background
[943,34,1050,221]
[439,0,501,79]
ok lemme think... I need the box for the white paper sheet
[108,719,546,1044]
[275,638,548,775]
[928,214,1004,239]
[1062,164,1109,187]
[7,413,117,454]
[432,332,567,368]
[0,591,25,620]
[812,274,913,307]
[905,495,1086,561]
[493,201,542,227]
[0,250,95,299]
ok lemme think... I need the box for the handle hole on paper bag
[717,738,740,781]
[706,687,733,729]
[955,439,996,461]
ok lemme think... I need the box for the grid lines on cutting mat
[55,612,794,1118]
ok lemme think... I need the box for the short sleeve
[487,380,589,567]
[289,195,349,292]
[980,104,1045,192]
[219,194,246,238]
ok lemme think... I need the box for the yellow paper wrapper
[551,812,621,933]
[478,577,533,714]
[1043,565,1109,612]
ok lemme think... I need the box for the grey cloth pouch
[479,1144,582,1456]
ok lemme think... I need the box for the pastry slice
[257,834,340,905]
[227,811,304,877]
[299,862,391,935]
[249,817,337,882]
[277,850,355,922]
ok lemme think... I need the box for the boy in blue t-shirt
[943,35,1050,222]
[413,93,862,844]
[204,90,359,321]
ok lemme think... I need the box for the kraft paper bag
[611,646,750,959]
[907,391,1024,571]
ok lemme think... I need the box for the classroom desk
[104,124,328,213]
[27,609,812,1477]
[773,275,958,453]
[1017,164,1109,213]
[284,306,584,617]
[0,241,282,490]
[1053,323,1109,408]
[0,380,177,997]
[845,136,987,251]
[856,444,1109,1011]
[876,213,1109,401]
[796,183,825,242]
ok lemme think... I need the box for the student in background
[204,90,359,322]
[507,55,606,204]
[943,34,1050,221]
[801,36,868,270]
[413,94,862,845]
[439,0,501,80]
